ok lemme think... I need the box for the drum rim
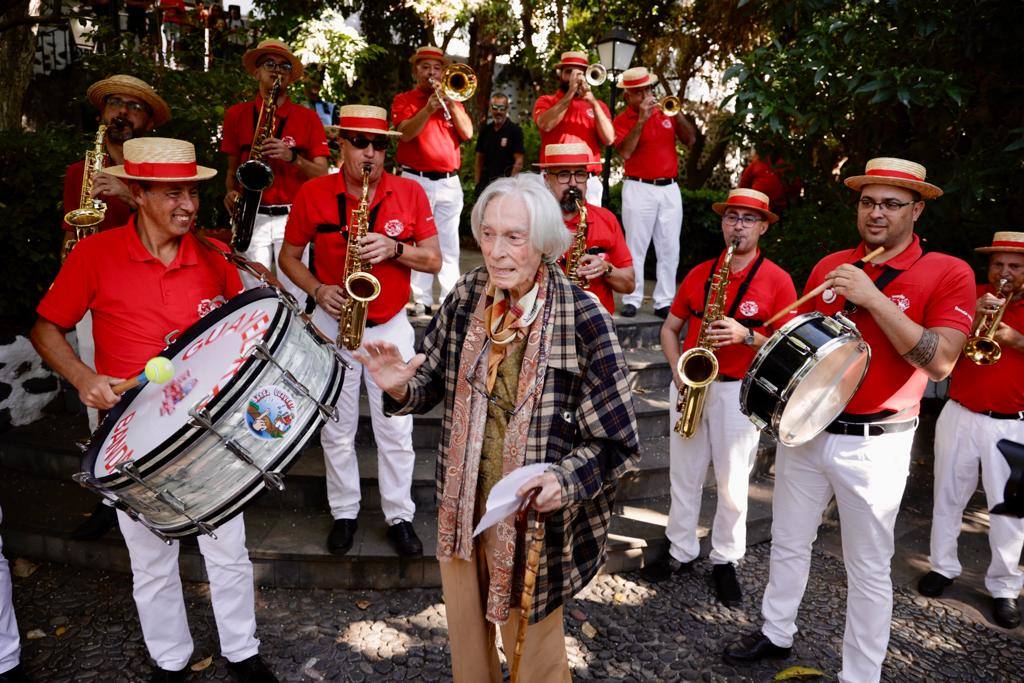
[80,287,287,483]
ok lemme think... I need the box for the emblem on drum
[245,384,297,440]
[739,300,759,317]
[160,370,199,417]
[384,219,405,237]
[890,293,911,311]
[822,287,837,304]
[196,295,227,318]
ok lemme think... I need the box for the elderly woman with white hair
[356,173,640,681]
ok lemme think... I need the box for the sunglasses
[343,136,389,151]
[490,105,508,112]
[259,60,294,73]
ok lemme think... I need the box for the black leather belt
[257,205,291,216]
[625,176,675,186]
[402,167,457,180]
[366,320,380,328]
[957,401,1024,420]
[717,375,740,382]
[825,417,917,437]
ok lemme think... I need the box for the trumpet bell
[585,63,607,86]
[659,95,681,116]
[964,337,1002,365]
[345,271,381,303]
[442,64,477,102]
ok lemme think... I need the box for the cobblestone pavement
[10,541,1023,682]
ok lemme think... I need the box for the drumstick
[112,356,175,395]
[762,246,886,328]
[510,487,545,683]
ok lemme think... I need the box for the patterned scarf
[438,264,553,624]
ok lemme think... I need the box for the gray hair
[470,173,571,264]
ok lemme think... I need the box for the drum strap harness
[694,253,766,326]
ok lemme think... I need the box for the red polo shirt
[612,107,679,180]
[670,250,797,379]
[391,88,466,173]
[802,235,976,416]
[220,95,329,205]
[284,172,436,324]
[559,204,632,313]
[62,159,134,233]
[533,93,611,174]
[949,284,1024,414]
[37,218,243,379]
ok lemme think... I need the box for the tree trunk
[0,0,36,130]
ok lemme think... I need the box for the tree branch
[0,14,67,34]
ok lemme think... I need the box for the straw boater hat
[616,66,659,89]
[409,46,450,65]
[712,188,779,224]
[843,157,943,200]
[335,105,402,137]
[975,231,1024,255]
[105,137,217,182]
[554,51,589,71]
[534,142,603,169]
[86,75,171,128]
[242,39,304,79]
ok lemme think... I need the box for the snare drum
[75,288,345,540]
[741,312,870,446]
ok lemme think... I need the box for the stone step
[0,462,776,590]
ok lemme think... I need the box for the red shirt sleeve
[36,242,94,329]
[612,110,633,147]
[669,267,700,323]
[410,183,438,242]
[532,94,555,125]
[390,91,418,126]
[283,183,317,247]
[923,257,976,334]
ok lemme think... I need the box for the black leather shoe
[639,553,694,583]
[227,655,279,682]
[620,304,638,318]
[723,631,792,666]
[0,664,31,682]
[712,562,742,607]
[70,501,117,541]
[654,306,670,320]
[993,597,1021,629]
[327,518,358,555]
[387,520,423,557]
[150,667,187,683]
[917,570,954,597]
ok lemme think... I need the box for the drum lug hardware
[755,377,779,395]
[262,471,285,492]
[122,506,172,544]
[158,489,187,515]
[832,312,860,333]
[787,337,812,355]
[749,414,768,431]
[117,461,189,515]
[75,437,92,453]
[278,290,300,314]
[252,343,337,421]
[188,406,287,493]
[73,471,122,507]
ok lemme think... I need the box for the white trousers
[667,380,759,564]
[75,310,99,431]
[929,400,1024,598]
[585,175,603,207]
[761,427,915,683]
[0,508,21,675]
[621,179,682,310]
[406,173,462,307]
[117,511,260,671]
[239,211,309,306]
[313,307,417,524]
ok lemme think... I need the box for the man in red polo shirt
[643,189,795,605]
[30,137,277,682]
[613,66,696,319]
[918,231,1024,629]
[725,158,976,683]
[279,105,441,559]
[221,39,329,303]
[534,50,614,206]
[391,46,472,317]
[538,142,634,314]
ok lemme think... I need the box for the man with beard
[474,93,524,197]
[32,137,277,683]
[533,51,614,206]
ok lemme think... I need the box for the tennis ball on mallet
[144,356,175,385]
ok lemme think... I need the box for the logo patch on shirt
[585,109,595,118]
[661,119,673,129]
[822,287,837,304]
[954,305,973,322]
[384,219,405,237]
[890,293,911,311]
[281,135,296,148]
[196,295,227,318]
[739,300,759,317]
[500,137,508,147]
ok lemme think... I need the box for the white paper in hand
[472,462,551,537]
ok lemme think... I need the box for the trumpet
[585,63,607,87]
[964,278,1018,365]
[431,63,477,122]
[658,95,681,116]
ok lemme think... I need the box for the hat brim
[975,246,1024,254]
[711,202,779,224]
[242,48,304,79]
[410,53,451,65]
[616,75,659,89]
[104,165,218,182]
[844,175,943,199]
[86,79,172,128]
[336,126,402,137]
[554,62,587,71]
[533,160,604,169]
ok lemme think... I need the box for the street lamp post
[596,27,637,206]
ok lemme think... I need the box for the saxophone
[563,186,590,289]
[62,124,108,262]
[673,238,739,437]
[231,75,281,252]
[336,164,382,350]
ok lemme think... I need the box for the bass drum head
[776,337,869,446]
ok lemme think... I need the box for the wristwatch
[743,329,755,346]
[289,148,298,164]
[605,262,613,276]
[392,241,404,259]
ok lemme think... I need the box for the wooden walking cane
[510,487,546,683]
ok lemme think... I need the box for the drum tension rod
[115,502,173,544]
[251,343,338,422]
[116,461,218,539]
[188,406,286,492]
[72,471,171,544]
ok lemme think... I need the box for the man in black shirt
[473,93,524,198]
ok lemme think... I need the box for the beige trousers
[439,526,572,683]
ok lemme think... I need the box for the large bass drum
[76,287,345,540]
[741,311,870,446]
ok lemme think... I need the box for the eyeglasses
[490,105,508,112]
[465,341,538,419]
[553,170,590,184]
[722,213,763,226]
[344,136,389,151]
[104,97,149,114]
[857,198,914,212]
[259,60,294,73]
